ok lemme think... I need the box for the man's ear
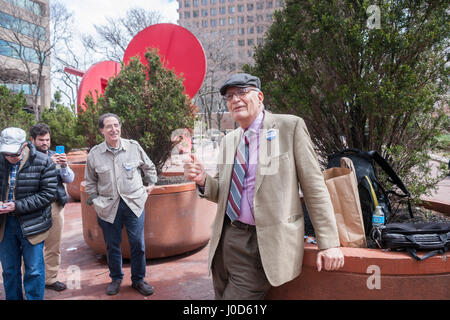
[258,90,264,104]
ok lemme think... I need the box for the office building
[177,0,284,71]
[0,0,51,112]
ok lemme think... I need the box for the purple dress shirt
[238,110,264,225]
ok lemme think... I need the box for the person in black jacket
[30,123,74,292]
[0,127,57,300]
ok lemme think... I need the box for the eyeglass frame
[222,87,260,102]
[2,147,25,158]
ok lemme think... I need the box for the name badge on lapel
[265,129,277,141]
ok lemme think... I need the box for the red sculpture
[123,23,206,99]
[65,23,206,113]
[69,61,121,113]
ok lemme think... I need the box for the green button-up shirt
[84,138,157,223]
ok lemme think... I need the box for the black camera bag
[371,222,450,261]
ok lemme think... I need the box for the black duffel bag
[371,222,450,261]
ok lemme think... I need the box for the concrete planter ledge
[266,244,449,300]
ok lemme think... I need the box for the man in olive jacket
[0,127,57,300]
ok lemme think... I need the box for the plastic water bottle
[372,206,385,226]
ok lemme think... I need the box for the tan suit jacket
[201,112,340,287]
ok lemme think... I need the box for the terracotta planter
[80,180,217,259]
[265,244,449,300]
[66,150,88,201]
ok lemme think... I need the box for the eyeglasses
[223,88,259,102]
[3,151,22,157]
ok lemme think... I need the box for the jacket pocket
[95,166,112,195]
[123,161,140,179]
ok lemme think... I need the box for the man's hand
[146,184,155,195]
[51,153,68,168]
[0,201,15,215]
[316,247,344,272]
[183,154,206,187]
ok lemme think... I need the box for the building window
[0,12,46,41]
[201,0,207,5]
[237,4,244,12]
[219,6,226,14]
[0,39,46,65]
[0,83,39,96]
[219,18,226,26]
[266,1,273,9]
[247,3,254,11]
[210,8,216,16]
[184,0,190,8]
[228,17,235,25]
[184,11,190,18]
[247,38,254,46]
[257,2,264,10]
[202,9,208,16]
[210,19,217,27]
[257,26,264,33]
[210,0,216,4]
[237,16,244,24]
[202,20,208,27]
[238,39,245,47]
[247,15,254,23]
[238,27,244,35]
[266,13,273,22]
[247,26,254,34]
[193,0,199,6]
[228,6,235,14]
[4,0,43,16]
[193,10,199,17]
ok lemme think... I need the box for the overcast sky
[58,0,179,35]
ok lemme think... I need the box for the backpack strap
[406,247,447,261]
[368,151,409,195]
[368,151,414,218]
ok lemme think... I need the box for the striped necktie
[225,130,251,222]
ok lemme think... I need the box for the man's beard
[35,145,49,153]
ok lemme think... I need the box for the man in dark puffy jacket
[30,123,74,292]
[0,127,57,300]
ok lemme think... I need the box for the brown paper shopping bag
[323,157,366,247]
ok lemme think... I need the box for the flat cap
[0,127,27,154]
[219,73,261,96]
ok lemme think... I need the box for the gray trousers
[211,218,271,300]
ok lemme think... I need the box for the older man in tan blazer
[184,73,344,300]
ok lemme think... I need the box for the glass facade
[0,39,46,65]
[0,11,46,40]
[0,83,39,95]
[4,0,43,16]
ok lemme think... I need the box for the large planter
[66,150,88,201]
[265,244,449,300]
[80,180,217,259]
